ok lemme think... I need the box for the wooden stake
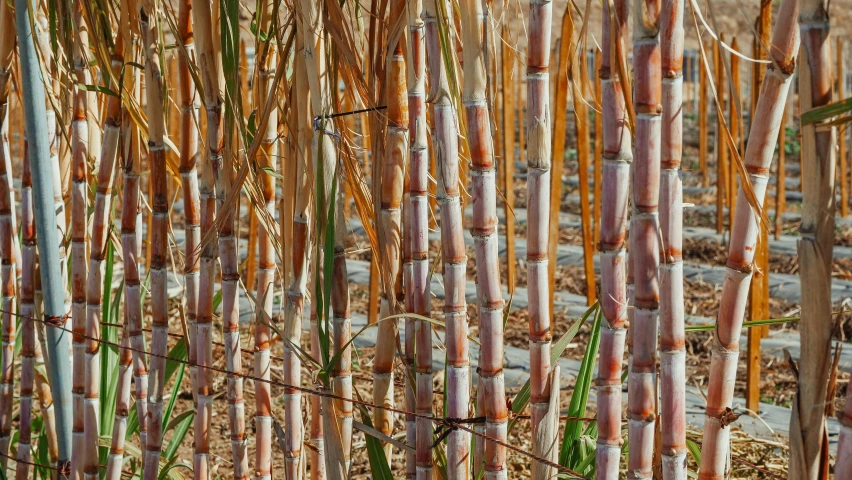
[572,35,595,305]
[838,38,847,217]
[775,109,787,239]
[699,48,708,188]
[729,38,740,230]
[502,28,516,294]
[714,38,728,234]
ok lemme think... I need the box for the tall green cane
[14,0,73,470]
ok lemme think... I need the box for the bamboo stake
[594,49,602,245]
[14,0,76,469]
[70,0,93,474]
[838,39,847,217]
[548,9,571,314]
[629,0,662,475]
[714,38,728,235]
[502,27,516,295]
[424,0,469,476]
[254,2,277,478]
[140,1,173,477]
[699,53,708,188]
[527,0,557,475]
[572,22,596,306]
[697,0,799,475]
[596,0,632,474]
[791,0,836,476]
[660,0,686,476]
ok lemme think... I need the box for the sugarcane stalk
[177,0,200,411]
[16,144,35,480]
[282,32,310,480]
[372,0,407,462]
[628,0,662,477]
[190,0,223,475]
[253,2,278,476]
[697,0,799,476]
[596,0,632,475]
[15,0,75,470]
[594,50,602,244]
[140,1,172,477]
[659,0,686,476]
[526,0,557,474]
[408,0,432,476]
[459,0,507,477]
[791,0,835,476]
[423,0,469,477]
[0,1,15,470]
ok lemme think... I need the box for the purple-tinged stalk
[790,0,835,477]
[697,0,800,476]
[408,0,432,476]
[140,1,172,477]
[595,0,633,475]
[525,0,560,476]
[659,0,687,476]
[459,0,507,477]
[0,0,14,466]
[423,0,470,477]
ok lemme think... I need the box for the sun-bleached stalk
[140,1,172,477]
[698,0,799,476]
[253,3,277,476]
[525,0,559,474]
[190,0,223,475]
[281,33,310,480]
[790,0,835,477]
[459,0,507,477]
[595,0,632,476]
[659,0,687,477]
[70,0,94,475]
[423,1,469,477]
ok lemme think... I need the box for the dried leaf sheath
[459,0,508,477]
[697,0,799,476]
[659,0,687,476]
[596,0,633,476]
[423,0,470,477]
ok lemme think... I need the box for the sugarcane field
[5,0,852,477]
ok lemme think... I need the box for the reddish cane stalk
[140,1,172,477]
[459,0,508,476]
[253,3,277,476]
[660,0,687,476]
[697,0,799,476]
[423,0,470,476]
[596,0,633,476]
[16,146,35,480]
